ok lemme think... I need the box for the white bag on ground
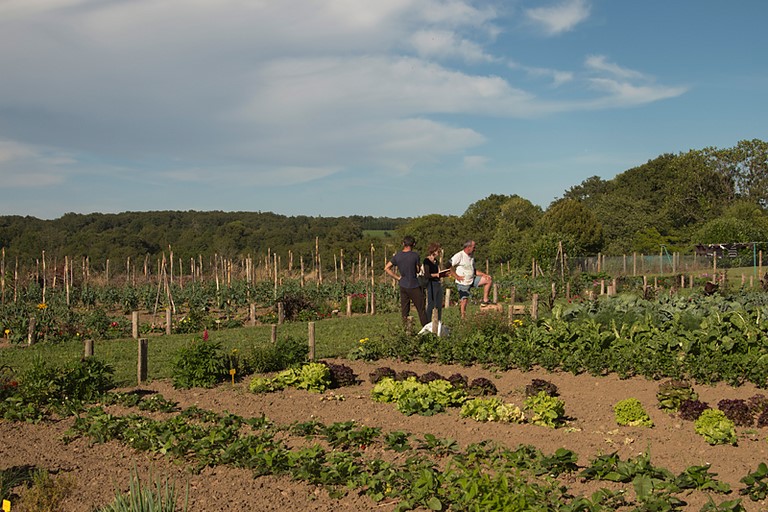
[418,321,450,337]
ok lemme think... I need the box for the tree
[488,196,542,264]
[661,150,732,228]
[705,139,768,207]
[395,214,463,256]
[461,194,517,249]
[537,199,603,255]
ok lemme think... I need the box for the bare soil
[3,359,768,511]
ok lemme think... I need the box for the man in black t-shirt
[384,235,428,327]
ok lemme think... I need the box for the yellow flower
[359,337,369,344]
[37,302,48,310]
[3,329,9,336]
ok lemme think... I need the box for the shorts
[456,275,482,300]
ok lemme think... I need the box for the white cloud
[410,29,495,63]
[0,139,72,187]
[585,55,645,80]
[525,0,591,35]
[0,0,687,199]
[463,155,489,169]
[586,79,689,107]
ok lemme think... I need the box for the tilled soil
[3,358,768,511]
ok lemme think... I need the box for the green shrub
[247,336,307,373]
[614,398,654,427]
[171,340,227,389]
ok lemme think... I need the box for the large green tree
[537,199,603,255]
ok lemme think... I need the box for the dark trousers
[425,280,443,322]
[400,286,427,326]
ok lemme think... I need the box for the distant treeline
[0,211,408,265]
[2,139,767,274]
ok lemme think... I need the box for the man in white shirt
[448,239,493,319]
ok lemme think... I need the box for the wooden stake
[84,338,94,358]
[308,322,316,361]
[132,311,139,339]
[137,338,148,384]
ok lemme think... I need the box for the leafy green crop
[249,362,331,393]
[523,391,566,428]
[694,409,737,445]
[371,377,465,416]
[171,339,227,389]
[657,380,698,411]
[614,398,654,427]
[460,397,524,423]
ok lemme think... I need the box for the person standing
[385,236,428,327]
[423,242,446,324]
[448,239,493,319]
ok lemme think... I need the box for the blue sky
[1,0,766,220]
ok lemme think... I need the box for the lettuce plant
[523,391,566,428]
[460,397,524,423]
[656,380,698,411]
[613,398,654,427]
[694,409,737,446]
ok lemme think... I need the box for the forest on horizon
[1,139,767,271]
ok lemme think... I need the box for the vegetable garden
[5,267,768,510]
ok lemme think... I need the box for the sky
[1,0,766,220]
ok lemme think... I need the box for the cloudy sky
[1,0,766,219]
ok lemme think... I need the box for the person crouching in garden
[385,235,428,327]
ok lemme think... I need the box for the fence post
[346,295,352,317]
[271,324,277,344]
[530,294,539,320]
[444,288,451,309]
[165,309,172,335]
[308,322,315,361]
[84,338,94,358]
[137,338,148,384]
[370,290,375,315]
[132,311,139,339]
[277,302,285,325]
[27,317,36,346]
[250,303,256,326]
